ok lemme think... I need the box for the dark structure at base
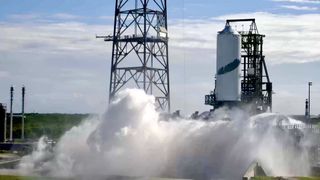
[0,103,6,142]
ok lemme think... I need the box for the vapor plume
[17,89,313,180]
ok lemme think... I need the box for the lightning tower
[98,0,170,111]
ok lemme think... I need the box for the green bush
[23,113,90,140]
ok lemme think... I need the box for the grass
[1,175,320,180]
[252,177,320,180]
[8,113,90,140]
[0,175,72,180]
[25,113,89,139]
[252,177,279,180]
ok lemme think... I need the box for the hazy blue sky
[0,0,320,115]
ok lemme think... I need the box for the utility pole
[305,99,309,119]
[9,86,14,141]
[308,82,312,120]
[4,104,7,142]
[21,86,25,140]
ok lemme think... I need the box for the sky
[0,0,320,115]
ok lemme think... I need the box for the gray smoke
[17,89,313,180]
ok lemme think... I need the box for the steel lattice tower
[98,0,170,112]
[234,19,272,112]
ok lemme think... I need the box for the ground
[0,175,70,180]
[253,177,320,180]
[0,176,319,180]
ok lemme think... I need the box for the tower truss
[98,0,170,111]
[232,19,272,112]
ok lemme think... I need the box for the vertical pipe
[308,82,311,120]
[109,0,119,103]
[135,0,138,36]
[306,99,308,117]
[22,86,25,140]
[143,0,147,92]
[10,86,13,141]
[164,0,170,112]
[151,43,154,94]
[4,105,7,141]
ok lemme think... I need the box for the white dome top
[219,24,240,35]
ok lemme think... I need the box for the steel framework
[205,19,272,113]
[98,0,170,112]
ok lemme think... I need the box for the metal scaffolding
[205,19,273,113]
[98,0,170,112]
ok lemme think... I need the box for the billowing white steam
[17,89,313,179]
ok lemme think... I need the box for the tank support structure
[205,19,273,113]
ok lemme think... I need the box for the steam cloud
[17,89,314,180]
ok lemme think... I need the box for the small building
[243,162,267,180]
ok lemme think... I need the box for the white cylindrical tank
[216,24,241,102]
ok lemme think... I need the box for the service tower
[205,19,272,113]
[98,0,170,112]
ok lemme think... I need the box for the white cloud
[51,13,81,20]
[281,5,319,10]
[1,12,320,114]
[7,13,83,23]
[272,84,320,115]
[0,22,111,54]
[7,14,40,20]
[99,16,114,20]
[171,12,320,65]
[272,0,320,4]
[0,20,112,113]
